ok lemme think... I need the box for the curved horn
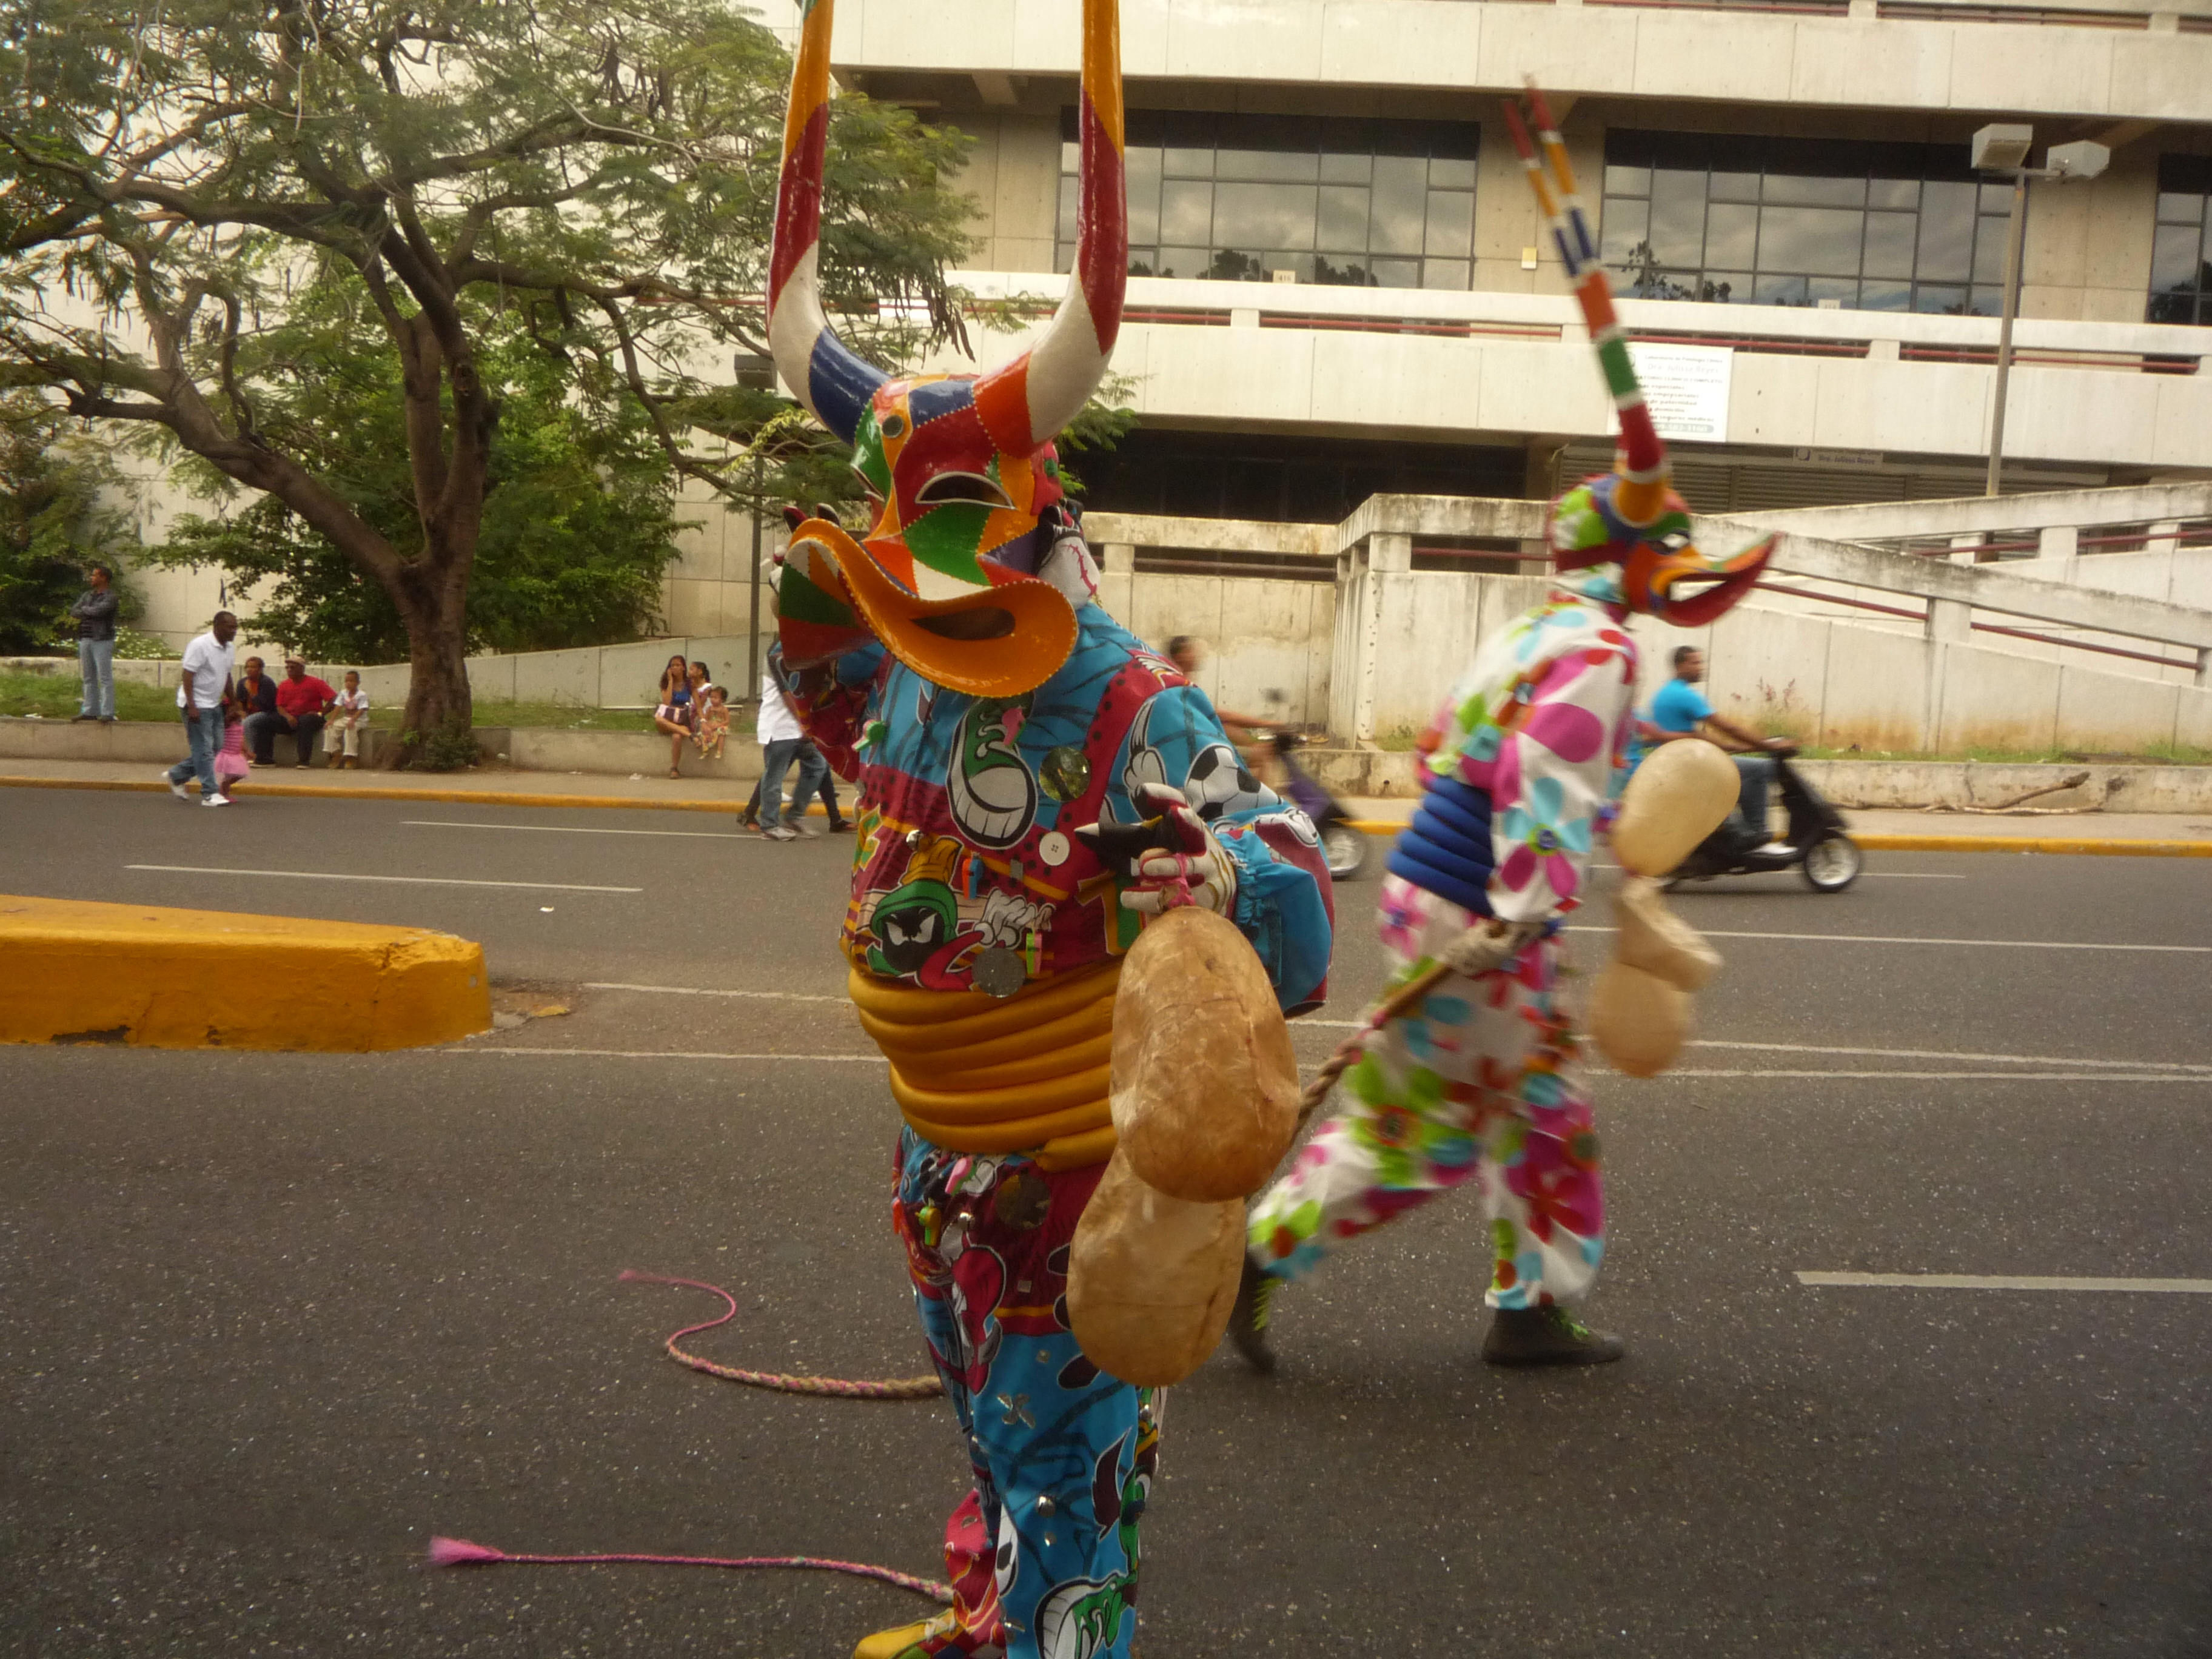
[974,0,1125,453]
[768,0,890,443]
[1505,81,1669,528]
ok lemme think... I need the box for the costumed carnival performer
[763,0,1335,1652]
[1233,82,1779,1373]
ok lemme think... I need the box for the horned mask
[1506,84,1775,626]
[769,0,1126,699]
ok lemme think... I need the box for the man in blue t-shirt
[1639,645,1789,850]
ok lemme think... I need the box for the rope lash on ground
[424,1271,954,1606]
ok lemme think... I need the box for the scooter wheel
[1801,833,1862,892]
[1322,824,1369,882]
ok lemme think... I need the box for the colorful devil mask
[768,0,1126,699]
[1506,84,1775,626]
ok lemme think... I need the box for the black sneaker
[1227,1255,1279,1375]
[1481,1305,1624,1367]
[827,819,854,833]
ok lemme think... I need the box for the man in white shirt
[164,611,240,805]
[755,668,827,841]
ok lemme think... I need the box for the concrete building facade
[832,0,2212,523]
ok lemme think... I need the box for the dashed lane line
[1566,926,2209,954]
[404,819,745,840]
[124,863,642,894]
[1798,1272,2212,1293]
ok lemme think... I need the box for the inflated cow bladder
[1070,907,1303,1386]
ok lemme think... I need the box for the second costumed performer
[1234,82,1780,1372]
[764,0,1333,1652]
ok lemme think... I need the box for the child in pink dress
[213,696,251,798]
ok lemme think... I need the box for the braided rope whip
[426,1272,954,1604]
[1296,962,1455,1130]
[616,1270,945,1399]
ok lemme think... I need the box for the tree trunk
[383,550,476,770]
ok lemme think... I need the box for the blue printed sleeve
[1107,684,1336,1014]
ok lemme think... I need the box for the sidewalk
[4,757,2208,849]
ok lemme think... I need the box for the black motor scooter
[1667,746,1862,893]
[1265,731,1369,882]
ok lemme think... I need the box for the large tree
[0,0,974,762]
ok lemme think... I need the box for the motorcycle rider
[1643,645,1792,853]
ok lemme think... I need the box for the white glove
[1437,916,1546,979]
[1119,781,1239,918]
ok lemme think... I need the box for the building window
[1599,130,2016,316]
[1056,111,1476,290]
[2150,155,2212,326]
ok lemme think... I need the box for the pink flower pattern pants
[1247,877,1606,1309]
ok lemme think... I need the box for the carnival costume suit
[765,1,1332,1652]
[1243,86,1779,1359]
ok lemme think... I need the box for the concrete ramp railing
[1328,494,2212,754]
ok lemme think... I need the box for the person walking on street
[233,657,280,759]
[754,666,825,842]
[740,756,851,832]
[69,565,120,723]
[163,611,238,805]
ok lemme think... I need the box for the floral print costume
[1247,569,1637,1310]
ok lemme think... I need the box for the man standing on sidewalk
[163,611,238,806]
[68,565,120,723]
[754,665,825,842]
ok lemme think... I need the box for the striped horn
[1504,81,1669,529]
[767,0,890,441]
[972,0,1125,452]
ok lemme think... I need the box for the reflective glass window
[1598,130,2022,315]
[2148,155,2212,326]
[1057,110,1480,289]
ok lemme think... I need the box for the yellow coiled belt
[848,959,1122,1170]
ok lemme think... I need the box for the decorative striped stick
[1502,81,1671,530]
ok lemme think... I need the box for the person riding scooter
[1639,645,1792,854]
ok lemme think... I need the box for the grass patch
[471,699,662,733]
[0,668,179,722]
[1797,742,2212,766]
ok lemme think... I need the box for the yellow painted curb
[6,777,2207,856]
[0,774,740,814]
[1343,820,2212,857]
[1853,833,2212,857]
[0,894,491,1051]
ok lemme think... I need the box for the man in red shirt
[264,657,337,768]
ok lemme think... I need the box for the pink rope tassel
[617,1270,944,1400]
[426,1537,954,1604]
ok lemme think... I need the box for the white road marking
[1693,1039,2212,1075]
[577,987,2209,1075]
[1567,927,2209,954]
[125,864,641,894]
[581,981,848,1003]
[1798,1272,2212,1293]
[1650,1070,2209,1082]
[404,819,744,840]
[1595,864,1963,879]
[451,1047,885,1062]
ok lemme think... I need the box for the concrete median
[0,895,491,1051]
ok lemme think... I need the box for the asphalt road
[2,785,2210,1657]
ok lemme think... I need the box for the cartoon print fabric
[1249,572,1635,1309]
[784,605,1333,1014]
[894,1130,1156,1659]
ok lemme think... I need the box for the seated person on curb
[1644,645,1791,851]
[233,657,280,760]
[324,671,371,768]
[250,657,336,768]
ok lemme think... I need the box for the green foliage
[400,719,484,772]
[0,0,981,748]
[147,303,690,662]
[0,397,138,653]
[0,666,173,720]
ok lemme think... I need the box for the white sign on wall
[1616,342,1734,443]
